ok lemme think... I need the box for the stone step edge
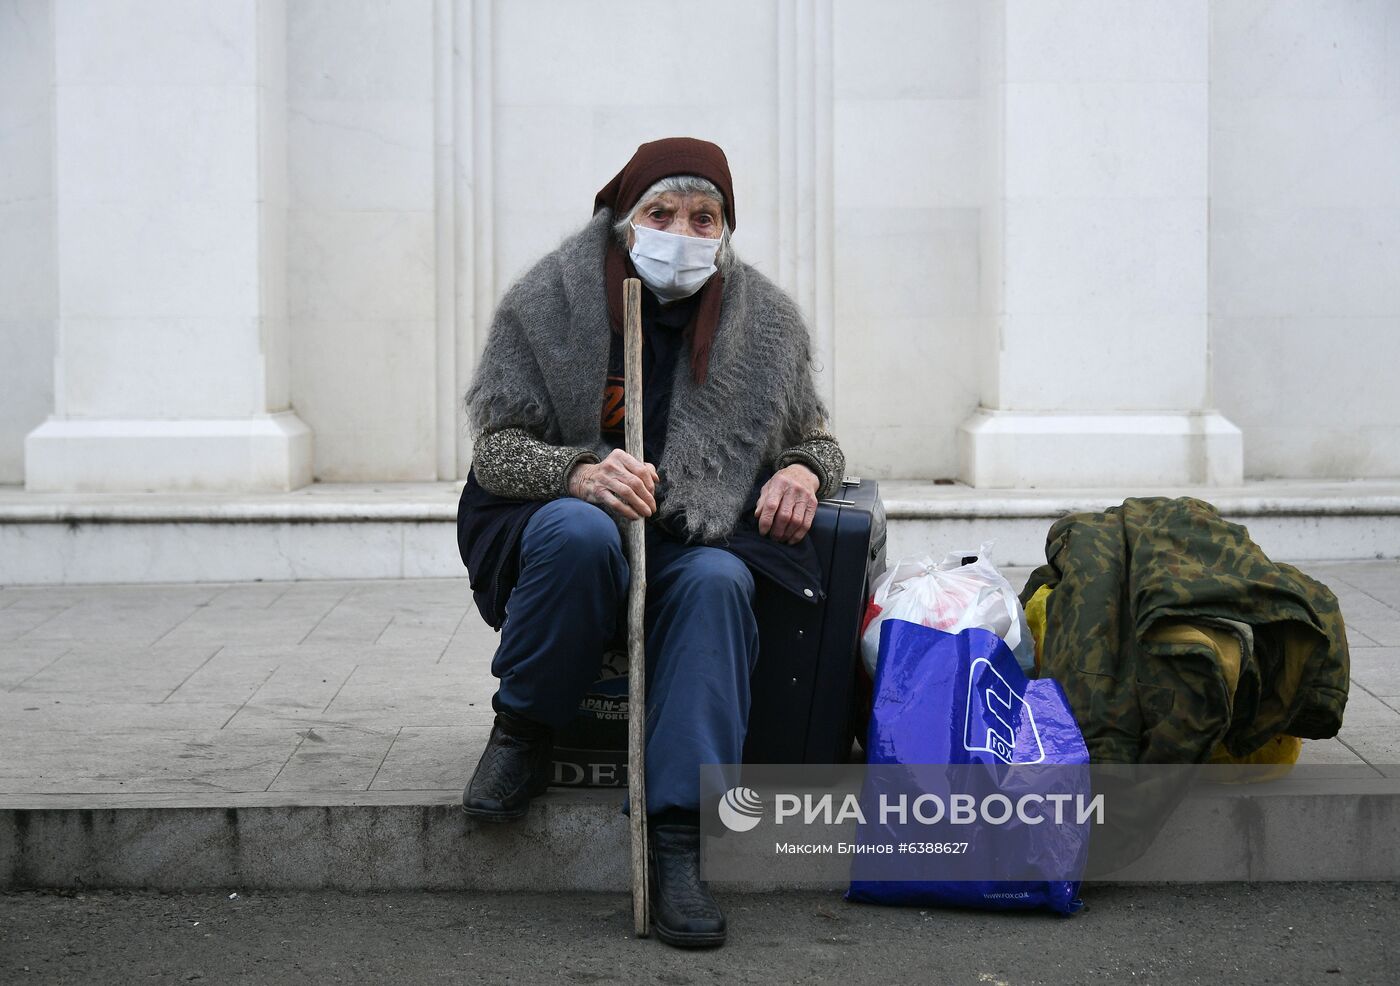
[3,490,1399,524]
[5,778,1400,890]
[4,773,1398,811]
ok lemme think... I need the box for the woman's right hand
[567,449,659,521]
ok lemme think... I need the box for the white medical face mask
[628,223,721,303]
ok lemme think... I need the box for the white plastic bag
[860,541,1035,676]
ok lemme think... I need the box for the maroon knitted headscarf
[594,137,736,386]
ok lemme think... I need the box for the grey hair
[612,175,731,255]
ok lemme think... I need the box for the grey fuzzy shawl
[464,209,830,542]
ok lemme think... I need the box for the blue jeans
[490,498,758,815]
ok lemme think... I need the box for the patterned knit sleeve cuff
[775,434,846,501]
[472,427,600,501]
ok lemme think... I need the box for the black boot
[648,822,726,948]
[461,711,553,821]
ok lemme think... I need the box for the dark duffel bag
[550,477,886,786]
[549,646,630,787]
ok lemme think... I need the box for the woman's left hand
[755,464,821,544]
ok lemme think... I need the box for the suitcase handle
[825,477,888,562]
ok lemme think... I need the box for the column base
[958,410,1243,489]
[24,412,313,492]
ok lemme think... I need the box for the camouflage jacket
[1019,497,1349,764]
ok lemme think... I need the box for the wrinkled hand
[755,464,821,544]
[568,449,659,521]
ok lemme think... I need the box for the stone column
[960,0,1242,488]
[0,0,56,483]
[25,0,310,492]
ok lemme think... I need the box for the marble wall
[278,0,984,482]
[0,0,55,483]
[2,0,1398,487]
[51,0,269,420]
[958,0,1245,489]
[832,0,982,479]
[18,0,312,493]
[1210,0,1400,478]
[276,0,982,482]
[286,0,438,482]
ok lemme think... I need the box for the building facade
[3,0,1398,493]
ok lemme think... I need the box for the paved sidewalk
[0,579,502,801]
[0,562,1397,805]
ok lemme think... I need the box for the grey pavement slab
[1336,686,1400,778]
[0,696,243,733]
[1350,647,1400,698]
[265,725,400,793]
[369,724,494,792]
[0,728,305,795]
[322,665,499,727]
[0,564,1396,803]
[1356,621,1400,646]
[10,645,224,705]
[0,643,71,691]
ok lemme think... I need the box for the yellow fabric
[1143,623,1245,699]
[1029,593,1302,779]
[1144,621,1301,781]
[1207,733,1302,780]
[1025,584,1052,677]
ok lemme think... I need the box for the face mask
[628,224,721,303]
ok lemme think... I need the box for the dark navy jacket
[456,469,824,630]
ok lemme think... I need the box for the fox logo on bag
[964,657,1045,764]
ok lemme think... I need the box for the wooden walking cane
[622,277,650,937]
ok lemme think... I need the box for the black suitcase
[550,477,886,784]
[744,476,886,764]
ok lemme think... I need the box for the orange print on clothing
[601,377,625,430]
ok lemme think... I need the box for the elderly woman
[456,137,844,947]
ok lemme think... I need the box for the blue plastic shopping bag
[846,619,1090,915]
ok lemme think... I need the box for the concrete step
[2,566,1396,893]
[2,480,1399,584]
[1,790,630,893]
[5,772,1400,891]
